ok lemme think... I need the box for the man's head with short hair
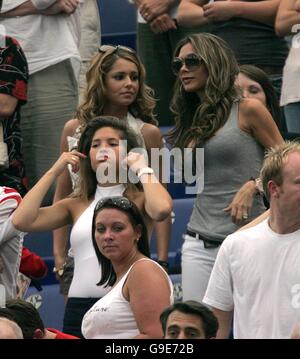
[260,141,300,201]
[5,299,45,339]
[0,317,23,339]
[160,300,218,339]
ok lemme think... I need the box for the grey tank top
[188,101,265,242]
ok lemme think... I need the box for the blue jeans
[284,102,300,134]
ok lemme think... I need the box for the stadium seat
[151,197,194,273]
[99,0,137,49]
[23,231,53,258]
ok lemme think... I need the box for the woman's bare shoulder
[63,119,80,137]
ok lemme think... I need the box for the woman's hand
[50,151,86,178]
[123,151,150,176]
[224,180,257,225]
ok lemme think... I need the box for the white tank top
[81,258,174,339]
[68,184,126,298]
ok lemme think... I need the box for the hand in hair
[49,151,86,178]
[123,151,151,176]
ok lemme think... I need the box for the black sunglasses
[172,53,202,75]
[98,45,136,55]
[94,196,133,213]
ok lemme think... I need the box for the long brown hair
[75,116,143,200]
[92,196,150,287]
[76,47,157,127]
[166,33,239,150]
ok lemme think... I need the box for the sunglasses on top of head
[95,196,133,214]
[172,53,202,75]
[98,45,136,55]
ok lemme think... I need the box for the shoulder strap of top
[225,99,240,129]
[126,258,173,300]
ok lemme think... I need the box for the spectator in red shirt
[0,36,29,197]
[3,299,78,339]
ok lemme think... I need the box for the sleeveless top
[67,113,146,190]
[81,258,174,339]
[68,184,126,298]
[188,101,265,243]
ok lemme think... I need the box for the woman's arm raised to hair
[137,164,172,222]
[12,151,85,232]
[126,260,172,339]
[142,124,172,262]
[126,126,173,222]
[52,119,78,275]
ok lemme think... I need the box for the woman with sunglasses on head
[81,197,173,339]
[13,116,172,337]
[165,33,284,302]
[53,45,171,303]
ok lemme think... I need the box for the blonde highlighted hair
[76,47,157,128]
[166,33,239,150]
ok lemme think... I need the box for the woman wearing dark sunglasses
[13,116,172,337]
[165,33,284,302]
[81,197,173,339]
[52,45,171,304]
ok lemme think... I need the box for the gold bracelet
[53,263,66,277]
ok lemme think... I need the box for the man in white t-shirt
[0,1,81,203]
[203,141,300,339]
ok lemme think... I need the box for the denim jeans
[284,102,300,134]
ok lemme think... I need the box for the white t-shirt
[203,219,300,339]
[1,0,82,75]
